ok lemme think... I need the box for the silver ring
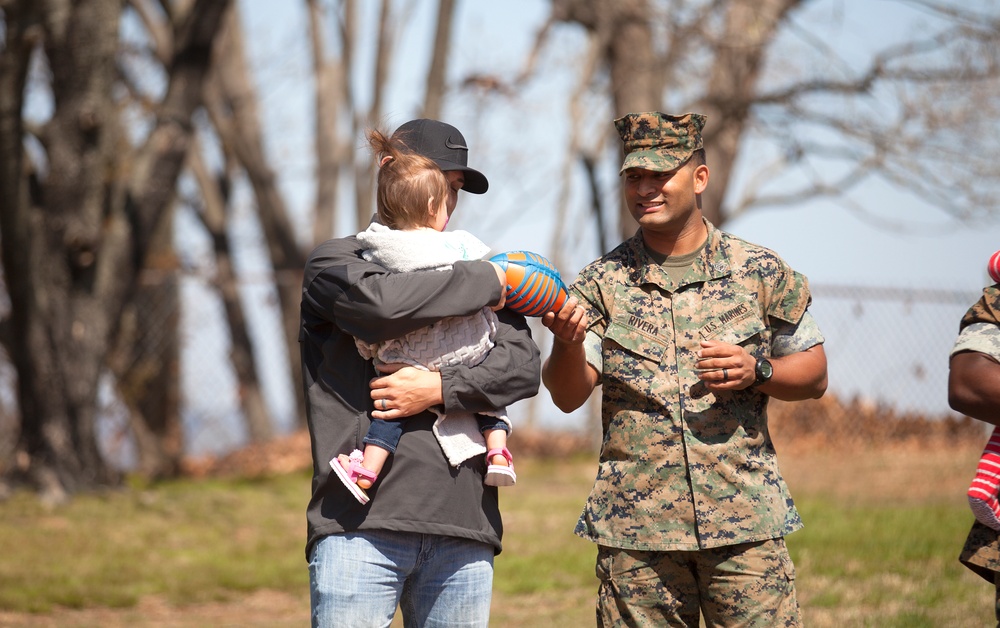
[379,399,387,411]
[722,368,729,382]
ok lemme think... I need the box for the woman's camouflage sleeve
[961,285,1000,330]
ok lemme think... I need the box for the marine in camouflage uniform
[953,285,1000,622]
[542,112,828,627]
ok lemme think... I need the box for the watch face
[757,358,773,382]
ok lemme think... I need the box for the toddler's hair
[367,128,450,230]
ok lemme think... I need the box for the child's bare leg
[484,429,509,467]
[358,445,390,489]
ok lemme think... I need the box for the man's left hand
[695,340,754,390]
[370,363,443,419]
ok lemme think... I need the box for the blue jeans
[309,530,494,627]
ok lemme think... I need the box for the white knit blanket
[356,224,511,466]
[359,223,491,271]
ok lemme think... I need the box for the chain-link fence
[0,273,989,468]
[809,283,979,417]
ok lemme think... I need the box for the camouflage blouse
[961,284,1000,330]
[956,285,1000,581]
[571,219,822,551]
[954,285,1000,362]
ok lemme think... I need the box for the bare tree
[422,0,456,120]
[505,0,1000,247]
[307,0,352,244]
[185,133,274,444]
[0,0,231,500]
[353,0,395,230]
[203,7,307,429]
[694,0,803,227]
[111,0,187,480]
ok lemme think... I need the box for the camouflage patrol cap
[614,112,707,173]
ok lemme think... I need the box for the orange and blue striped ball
[489,251,569,317]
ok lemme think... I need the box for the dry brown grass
[178,390,991,480]
[766,395,988,508]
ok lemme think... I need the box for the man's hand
[695,340,754,390]
[541,296,596,413]
[541,296,588,344]
[370,363,443,419]
[696,341,828,400]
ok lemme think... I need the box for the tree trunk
[307,0,343,245]
[0,0,231,499]
[551,0,659,239]
[422,0,456,121]
[0,2,65,498]
[354,0,393,230]
[109,246,183,479]
[6,0,129,502]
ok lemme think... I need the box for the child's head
[367,128,451,230]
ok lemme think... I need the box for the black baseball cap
[391,119,489,194]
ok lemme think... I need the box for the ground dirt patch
[0,589,309,627]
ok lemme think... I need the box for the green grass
[788,498,991,627]
[0,452,994,626]
[0,473,310,614]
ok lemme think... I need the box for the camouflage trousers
[992,571,1000,626]
[959,521,1000,624]
[595,537,800,627]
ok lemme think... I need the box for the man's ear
[693,164,710,194]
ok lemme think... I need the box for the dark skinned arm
[949,351,1000,426]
